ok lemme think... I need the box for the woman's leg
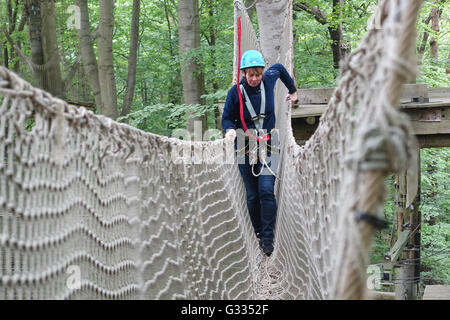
[258,173,277,247]
[238,162,262,237]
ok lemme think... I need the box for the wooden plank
[423,285,450,300]
[409,120,450,135]
[398,83,428,103]
[389,229,411,263]
[400,98,450,109]
[295,84,430,107]
[291,105,327,118]
[428,87,450,99]
[418,134,450,148]
[297,88,335,104]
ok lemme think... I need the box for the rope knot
[356,117,411,173]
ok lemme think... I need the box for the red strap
[236,16,268,143]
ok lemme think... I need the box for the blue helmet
[240,50,265,69]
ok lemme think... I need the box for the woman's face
[244,68,263,87]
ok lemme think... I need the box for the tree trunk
[417,12,433,64]
[121,0,141,120]
[41,0,63,98]
[98,0,118,120]
[163,0,182,105]
[25,0,46,89]
[207,2,220,130]
[178,0,207,134]
[429,6,440,59]
[76,0,103,113]
[256,0,288,67]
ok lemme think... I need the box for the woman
[222,50,297,256]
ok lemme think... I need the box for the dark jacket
[221,63,297,132]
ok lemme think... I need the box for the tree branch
[293,1,327,25]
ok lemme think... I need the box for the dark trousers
[238,159,277,245]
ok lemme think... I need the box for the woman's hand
[225,129,237,141]
[285,91,298,103]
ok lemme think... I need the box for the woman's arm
[221,86,239,132]
[267,63,297,94]
[265,63,298,102]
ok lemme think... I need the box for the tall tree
[76,0,103,113]
[417,12,433,64]
[256,0,289,67]
[41,0,63,97]
[163,0,181,105]
[429,3,442,59]
[121,0,141,119]
[178,0,207,134]
[24,0,45,89]
[98,0,118,120]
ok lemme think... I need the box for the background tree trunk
[417,12,433,64]
[206,1,221,130]
[178,0,207,134]
[121,0,141,119]
[76,0,103,113]
[98,0,118,120]
[41,0,63,98]
[256,0,288,67]
[429,5,441,59]
[163,0,181,105]
[25,0,46,89]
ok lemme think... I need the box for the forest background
[0,0,448,297]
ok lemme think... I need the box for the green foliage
[117,102,217,136]
[416,0,450,88]
[419,148,450,285]
[293,13,337,88]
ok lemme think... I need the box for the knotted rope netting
[0,0,421,299]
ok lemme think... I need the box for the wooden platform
[423,285,450,300]
[291,85,450,148]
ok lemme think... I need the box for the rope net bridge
[0,0,422,299]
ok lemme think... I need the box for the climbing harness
[239,81,266,132]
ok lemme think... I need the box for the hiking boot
[260,242,274,256]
